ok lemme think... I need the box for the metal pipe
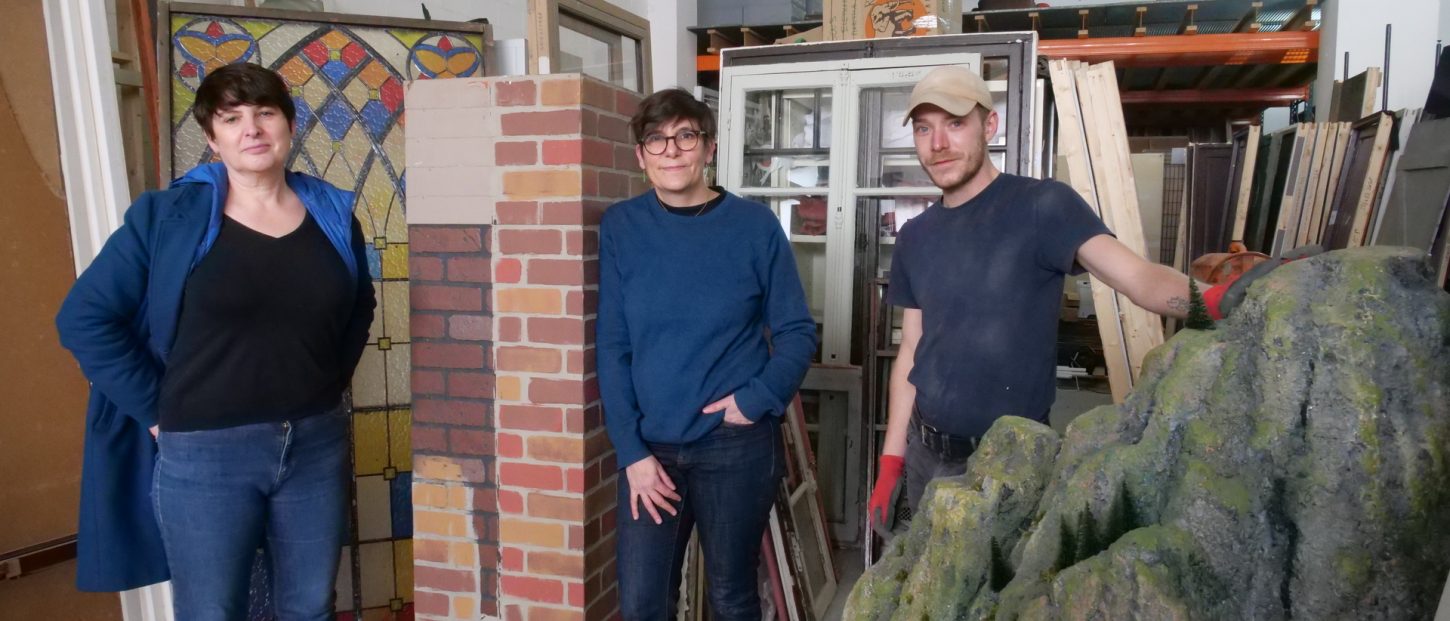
[1384,24,1391,112]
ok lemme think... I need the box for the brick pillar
[406,74,644,621]
[491,75,644,621]
[406,78,500,620]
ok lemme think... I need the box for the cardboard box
[824,0,962,41]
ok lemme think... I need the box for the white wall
[1316,0,1441,116]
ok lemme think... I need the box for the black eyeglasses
[640,129,707,155]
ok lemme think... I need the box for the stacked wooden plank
[1258,113,1396,255]
[1048,59,1164,404]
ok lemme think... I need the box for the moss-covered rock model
[846,247,1450,620]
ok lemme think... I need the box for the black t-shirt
[158,211,356,431]
[886,173,1112,437]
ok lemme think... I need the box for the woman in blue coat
[56,63,374,619]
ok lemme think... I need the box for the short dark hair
[629,88,716,144]
[193,63,296,137]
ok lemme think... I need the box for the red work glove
[868,455,904,530]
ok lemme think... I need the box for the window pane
[557,13,643,93]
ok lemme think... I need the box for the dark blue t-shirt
[887,173,1112,437]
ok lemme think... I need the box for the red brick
[500,575,565,604]
[613,144,637,171]
[414,398,489,426]
[506,604,524,621]
[414,590,450,617]
[503,546,525,572]
[530,378,597,405]
[448,256,491,283]
[496,80,537,106]
[498,405,564,432]
[498,345,562,373]
[497,201,540,225]
[585,586,618,621]
[595,115,630,143]
[412,227,483,253]
[527,259,588,286]
[411,314,446,338]
[414,342,486,369]
[581,169,599,197]
[449,428,494,455]
[616,91,639,117]
[413,369,446,395]
[496,141,538,166]
[414,538,450,563]
[411,255,444,281]
[499,229,563,255]
[564,230,600,256]
[448,370,495,398]
[565,467,586,494]
[498,316,523,342]
[542,139,583,165]
[539,201,584,226]
[529,550,586,578]
[567,349,591,375]
[564,407,585,434]
[474,489,499,513]
[528,317,586,345]
[528,435,584,464]
[417,566,477,592]
[498,488,525,513]
[495,258,523,284]
[413,424,449,452]
[498,462,564,491]
[582,139,616,167]
[581,79,616,111]
[569,581,587,608]
[412,284,483,312]
[502,110,582,136]
[598,172,630,201]
[448,315,492,341]
[564,290,598,317]
[497,432,525,459]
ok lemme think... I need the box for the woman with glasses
[597,88,816,620]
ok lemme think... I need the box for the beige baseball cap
[902,65,995,126]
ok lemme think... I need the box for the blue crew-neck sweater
[597,190,816,469]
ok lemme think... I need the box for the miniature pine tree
[1054,516,1078,573]
[1185,278,1216,330]
[1103,480,1138,545]
[1074,504,1101,563]
[989,537,1015,591]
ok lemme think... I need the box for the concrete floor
[820,385,1114,620]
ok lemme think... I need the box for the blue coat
[54,163,374,592]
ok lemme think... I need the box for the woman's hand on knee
[625,455,680,524]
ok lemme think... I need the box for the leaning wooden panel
[1273,122,1316,255]
[1334,112,1392,248]
[1294,121,1335,248]
[1048,59,1132,404]
[1307,122,1352,246]
[1230,125,1263,243]
[1075,62,1165,382]
[1369,109,1423,244]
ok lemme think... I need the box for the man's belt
[909,411,980,462]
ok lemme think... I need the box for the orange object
[1191,247,1270,284]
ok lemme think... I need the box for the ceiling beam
[1040,31,1318,68]
[1233,1,1263,33]
[1282,0,1319,32]
[1119,86,1309,106]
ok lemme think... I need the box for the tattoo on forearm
[1167,296,1189,312]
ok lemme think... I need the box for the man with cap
[866,65,1211,526]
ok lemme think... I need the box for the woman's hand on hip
[625,455,680,524]
[702,394,752,426]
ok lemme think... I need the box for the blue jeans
[616,420,785,621]
[153,408,350,621]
